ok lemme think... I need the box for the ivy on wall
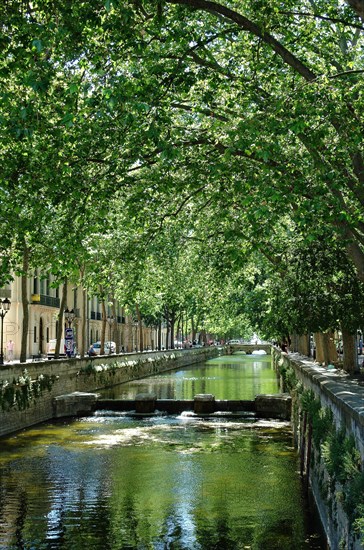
[277,355,364,544]
[0,369,58,411]
[78,354,178,384]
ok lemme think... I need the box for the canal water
[99,353,279,400]
[0,353,325,549]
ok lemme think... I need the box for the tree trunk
[341,327,358,374]
[290,333,299,353]
[101,300,106,354]
[175,314,181,346]
[136,304,143,351]
[80,287,87,357]
[346,0,364,21]
[111,302,119,353]
[191,315,196,342]
[298,334,310,356]
[164,308,170,350]
[314,332,324,363]
[55,277,67,359]
[314,331,336,364]
[158,319,162,351]
[326,331,337,364]
[20,247,30,363]
[120,307,125,351]
[170,311,176,349]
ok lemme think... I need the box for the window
[34,326,37,343]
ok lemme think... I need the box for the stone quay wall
[272,348,364,550]
[0,347,219,438]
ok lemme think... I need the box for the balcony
[31,294,60,308]
[90,311,102,321]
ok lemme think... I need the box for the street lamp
[64,308,75,327]
[0,298,11,365]
[107,315,114,354]
[64,308,75,357]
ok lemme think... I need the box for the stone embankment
[273,348,364,550]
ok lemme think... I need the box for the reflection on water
[0,354,325,549]
[100,353,279,400]
[0,415,324,549]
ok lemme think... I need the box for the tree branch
[166,0,317,81]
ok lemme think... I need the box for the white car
[91,341,116,354]
[228,339,241,344]
[47,339,66,358]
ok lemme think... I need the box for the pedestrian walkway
[288,352,364,421]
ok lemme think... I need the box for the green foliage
[300,393,364,537]
[320,426,364,540]
[345,475,364,523]
[279,363,297,392]
[292,386,364,537]
[2,0,364,346]
[312,406,334,449]
[353,504,364,543]
[0,370,57,411]
[300,390,322,424]
[321,428,361,484]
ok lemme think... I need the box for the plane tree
[115,0,364,283]
[3,0,364,281]
[2,0,364,355]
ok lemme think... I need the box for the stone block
[255,393,292,420]
[194,393,215,414]
[53,392,99,418]
[135,393,157,413]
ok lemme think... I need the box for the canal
[0,353,325,549]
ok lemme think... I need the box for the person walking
[6,339,14,362]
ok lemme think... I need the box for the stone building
[0,272,164,362]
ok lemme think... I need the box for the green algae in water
[0,414,324,549]
[100,354,279,401]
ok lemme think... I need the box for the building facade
[0,273,165,362]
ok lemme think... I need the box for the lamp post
[131,321,138,352]
[0,298,11,365]
[64,308,75,357]
[64,308,75,327]
[107,315,114,354]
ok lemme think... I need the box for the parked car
[47,339,66,358]
[91,341,116,354]
[227,339,241,344]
